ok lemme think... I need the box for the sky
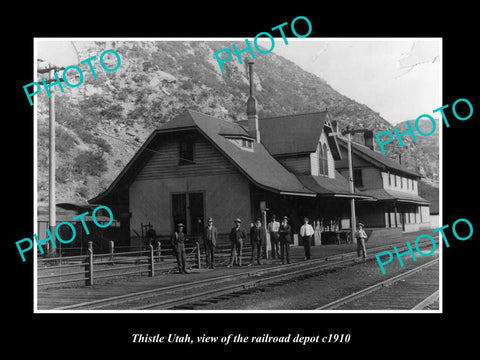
[35,38,441,126]
[270,38,441,125]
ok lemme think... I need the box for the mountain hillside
[36,41,439,206]
[395,118,439,183]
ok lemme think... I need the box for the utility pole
[37,41,80,258]
[38,65,63,258]
[330,124,370,245]
[346,130,356,244]
[48,69,57,257]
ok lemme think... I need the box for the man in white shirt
[300,217,315,260]
[267,214,280,259]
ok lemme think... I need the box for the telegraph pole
[48,69,57,257]
[38,65,61,258]
[37,41,80,258]
[330,124,370,245]
[346,131,356,244]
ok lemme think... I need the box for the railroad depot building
[90,109,430,247]
[90,64,430,247]
[335,137,431,233]
[90,109,371,246]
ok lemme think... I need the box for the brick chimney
[364,130,375,151]
[246,59,260,142]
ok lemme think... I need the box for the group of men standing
[221,215,298,268]
[169,215,296,273]
[170,215,368,274]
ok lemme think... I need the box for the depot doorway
[171,192,205,237]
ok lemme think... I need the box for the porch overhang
[279,191,317,197]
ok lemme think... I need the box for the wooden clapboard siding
[136,134,236,180]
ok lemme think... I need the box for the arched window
[318,142,328,176]
[322,143,329,176]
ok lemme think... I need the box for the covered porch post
[394,200,398,228]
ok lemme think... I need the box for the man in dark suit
[249,218,267,266]
[203,217,218,269]
[227,218,246,267]
[279,216,292,264]
[171,223,188,274]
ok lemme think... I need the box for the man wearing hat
[249,218,266,266]
[227,218,246,267]
[356,222,368,262]
[278,216,292,264]
[202,217,218,269]
[171,223,188,273]
[300,217,314,260]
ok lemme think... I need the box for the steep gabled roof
[185,110,314,196]
[90,110,315,203]
[336,137,422,178]
[259,112,326,155]
[248,111,342,160]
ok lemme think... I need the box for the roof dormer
[223,135,255,152]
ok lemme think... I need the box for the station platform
[37,228,437,310]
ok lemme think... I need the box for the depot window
[179,140,195,165]
[353,169,363,187]
[226,136,254,151]
[318,142,328,176]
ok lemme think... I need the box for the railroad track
[316,257,440,311]
[54,239,439,311]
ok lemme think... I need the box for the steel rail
[315,257,439,310]
[137,256,364,310]
[54,254,349,310]
[52,239,438,310]
[411,290,439,310]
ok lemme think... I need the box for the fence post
[157,241,162,263]
[85,241,94,286]
[196,241,201,269]
[149,244,154,277]
[109,240,114,262]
